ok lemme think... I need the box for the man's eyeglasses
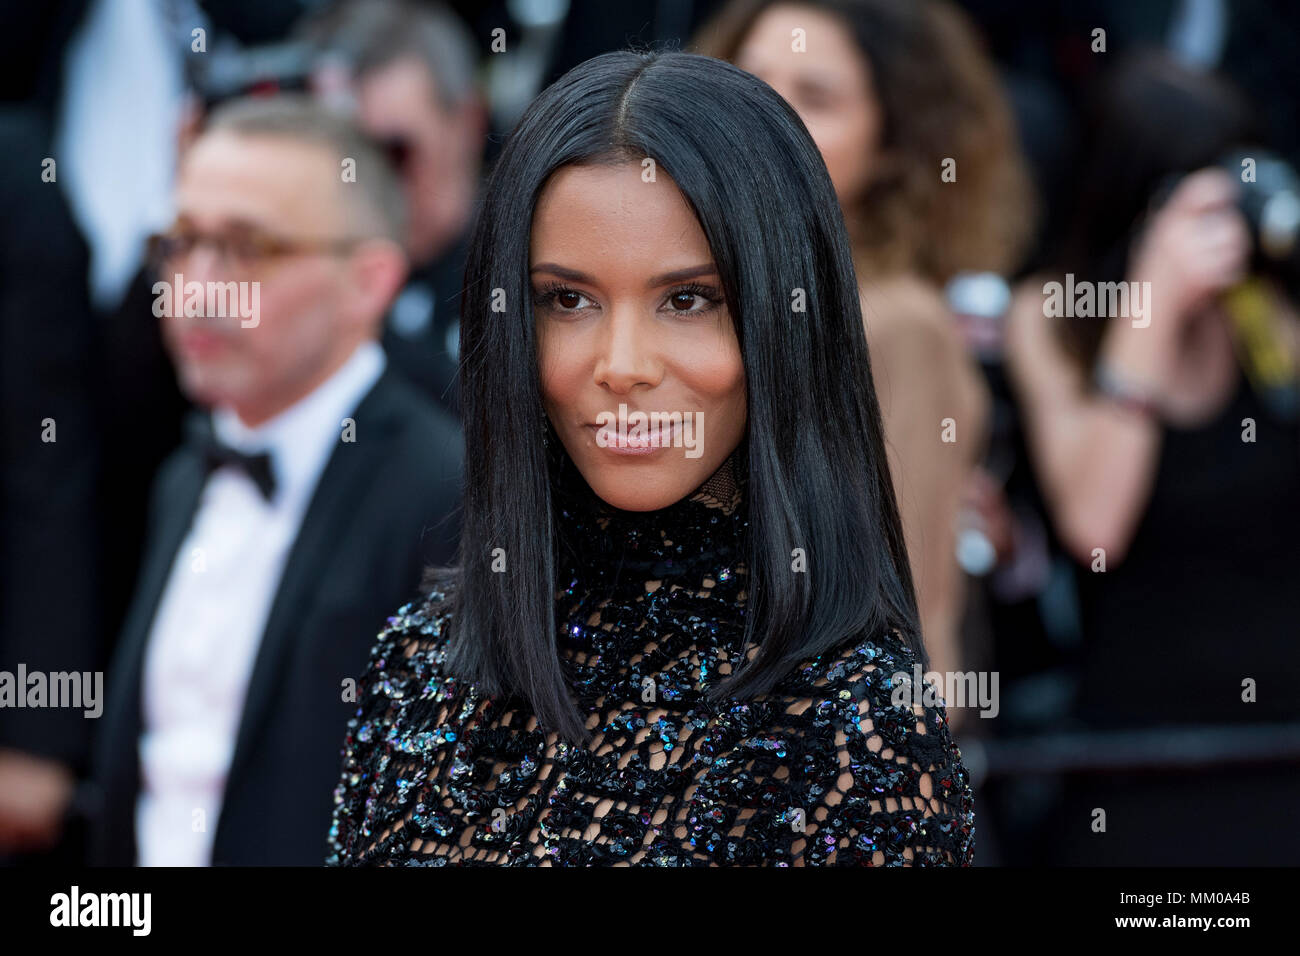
[145,227,364,276]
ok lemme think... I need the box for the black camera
[1220,147,1300,296]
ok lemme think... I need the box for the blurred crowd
[2,0,1299,867]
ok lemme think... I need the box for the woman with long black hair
[326,49,973,866]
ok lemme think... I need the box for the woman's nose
[592,308,663,393]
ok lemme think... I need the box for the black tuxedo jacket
[87,367,462,865]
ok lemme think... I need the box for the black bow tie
[187,415,277,501]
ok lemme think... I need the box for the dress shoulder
[354,586,457,689]
[689,626,975,866]
[325,586,459,865]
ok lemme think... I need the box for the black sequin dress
[326,448,974,865]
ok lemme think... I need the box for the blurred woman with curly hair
[696,0,1035,705]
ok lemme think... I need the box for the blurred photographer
[1004,53,1300,865]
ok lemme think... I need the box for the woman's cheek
[536,324,576,405]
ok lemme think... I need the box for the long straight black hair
[433,49,923,745]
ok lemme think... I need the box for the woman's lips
[585,419,681,456]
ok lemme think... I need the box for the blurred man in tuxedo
[87,94,463,865]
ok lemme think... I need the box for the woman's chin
[579,466,700,513]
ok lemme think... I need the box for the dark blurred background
[3,0,1299,867]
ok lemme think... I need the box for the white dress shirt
[136,341,386,866]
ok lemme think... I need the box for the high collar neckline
[551,438,750,581]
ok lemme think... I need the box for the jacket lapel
[220,371,403,795]
[95,443,207,859]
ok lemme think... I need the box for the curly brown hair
[693,0,1035,284]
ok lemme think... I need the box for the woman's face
[735,3,881,207]
[531,161,747,511]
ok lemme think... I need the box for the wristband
[1093,360,1162,419]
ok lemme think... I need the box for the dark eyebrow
[530,262,719,288]
[649,264,719,286]
[220,217,279,234]
[172,214,276,235]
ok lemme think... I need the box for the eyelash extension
[530,279,581,310]
[530,280,724,314]
[665,282,724,314]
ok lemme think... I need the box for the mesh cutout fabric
[326,451,974,865]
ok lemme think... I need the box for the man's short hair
[297,0,479,109]
[202,93,408,243]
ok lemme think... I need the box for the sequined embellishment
[326,454,974,865]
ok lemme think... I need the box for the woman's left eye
[663,285,722,315]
